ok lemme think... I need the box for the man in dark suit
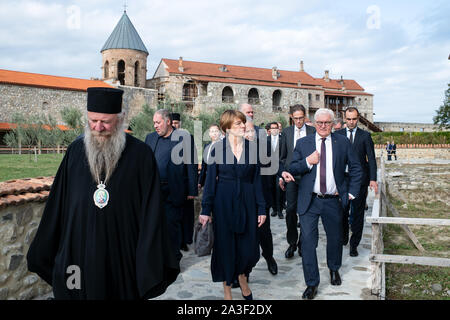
[245,119,278,276]
[336,107,378,257]
[171,112,196,252]
[145,109,198,263]
[267,122,283,219]
[282,108,362,299]
[278,104,316,259]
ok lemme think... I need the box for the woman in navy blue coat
[199,110,266,300]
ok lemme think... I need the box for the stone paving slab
[155,190,377,301]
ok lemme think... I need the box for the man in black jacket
[336,107,378,257]
[145,109,198,262]
[278,105,316,259]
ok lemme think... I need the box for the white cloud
[0,0,449,123]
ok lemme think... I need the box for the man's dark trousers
[161,184,183,262]
[259,206,274,259]
[300,196,343,286]
[285,181,300,248]
[347,184,368,249]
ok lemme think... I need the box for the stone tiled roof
[101,11,148,54]
[0,69,112,92]
[0,177,54,209]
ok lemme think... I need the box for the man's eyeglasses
[316,121,332,127]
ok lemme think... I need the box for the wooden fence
[0,147,67,154]
[366,156,450,299]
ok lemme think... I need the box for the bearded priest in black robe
[27,87,180,300]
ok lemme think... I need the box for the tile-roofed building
[148,57,378,130]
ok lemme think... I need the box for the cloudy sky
[1,0,449,123]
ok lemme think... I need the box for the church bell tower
[100,10,148,88]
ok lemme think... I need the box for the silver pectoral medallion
[93,182,109,209]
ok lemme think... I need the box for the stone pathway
[155,190,377,300]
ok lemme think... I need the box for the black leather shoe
[302,286,318,300]
[271,211,277,217]
[285,245,296,259]
[330,270,342,286]
[241,290,253,300]
[350,247,359,257]
[278,212,284,219]
[180,243,189,251]
[266,257,278,275]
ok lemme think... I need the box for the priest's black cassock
[27,134,180,299]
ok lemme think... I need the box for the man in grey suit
[278,104,316,259]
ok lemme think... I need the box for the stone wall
[0,84,86,123]
[117,85,157,125]
[0,83,157,128]
[375,147,450,160]
[374,122,444,132]
[0,202,51,300]
[153,75,338,125]
[101,48,148,88]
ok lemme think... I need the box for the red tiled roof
[0,177,54,209]
[0,122,70,132]
[161,58,368,93]
[0,69,112,92]
[191,76,320,90]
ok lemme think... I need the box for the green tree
[129,104,155,141]
[433,83,450,130]
[60,106,84,146]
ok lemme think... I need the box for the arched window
[248,88,259,104]
[272,90,282,107]
[222,86,234,103]
[182,82,198,101]
[118,60,125,85]
[134,61,139,86]
[104,61,109,78]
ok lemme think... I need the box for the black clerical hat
[172,113,181,121]
[87,87,123,114]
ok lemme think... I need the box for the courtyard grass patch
[383,162,450,300]
[0,153,64,182]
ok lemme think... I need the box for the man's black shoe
[271,211,277,217]
[285,245,296,259]
[266,257,278,275]
[330,270,342,286]
[302,286,318,300]
[350,247,359,257]
[278,211,284,219]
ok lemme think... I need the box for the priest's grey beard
[83,119,126,185]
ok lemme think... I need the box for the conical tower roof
[101,11,148,54]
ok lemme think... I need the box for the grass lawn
[383,166,450,300]
[0,153,64,182]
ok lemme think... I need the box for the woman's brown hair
[219,110,246,133]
